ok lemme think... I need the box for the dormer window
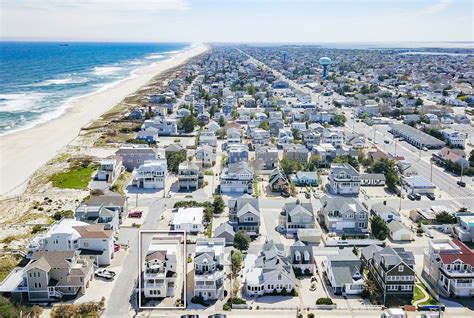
[278,274,282,280]
[398,265,404,272]
[295,251,301,262]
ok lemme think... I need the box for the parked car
[128,211,143,218]
[384,139,390,144]
[457,180,466,187]
[381,308,407,318]
[422,146,428,151]
[414,193,421,200]
[95,268,116,280]
[281,191,290,198]
[407,194,416,201]
[114,244,121,252]
[305,192,310,199]
[426,193,435,200]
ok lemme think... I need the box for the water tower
[319,57,332,79]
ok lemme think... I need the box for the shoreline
[0,43,208,197]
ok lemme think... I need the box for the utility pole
[430,161,433,182]
[394,139,398,156]
[373,124,376,145]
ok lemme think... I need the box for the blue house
[136,129,158,144]
[227,144,249,164]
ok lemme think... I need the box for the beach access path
[0,44,208,197]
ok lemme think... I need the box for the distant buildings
[441,129,467,148]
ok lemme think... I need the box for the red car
[128,211,142,218]
[114,244,121,252]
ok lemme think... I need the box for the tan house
[24,251,93,301]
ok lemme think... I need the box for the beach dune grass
[0,255,22,282]
[50,165,97,190]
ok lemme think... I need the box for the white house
[387,221,414,241]
[143,236,181,298]
[220,162,254,194]
[441,129,467,148]
[27,219,114,266]
[172,207,204,233]
[244,240,296,296]
[132,159,167,189]
[194,238,225,300]
[96,158,123,184]
[321,248,364,295]
[328,163,361,195]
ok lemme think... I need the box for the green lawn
[0,255,21,282]
[50,165,96,189]
[412,283,438,306]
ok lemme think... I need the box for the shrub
[290,289,298,296]
[281,287,288,296]
[308,314,315,318]
[230,297,246,304]
[316,297,334,305]
[31,225,43,234]
[223,302,231,311]
[53,210,74,220]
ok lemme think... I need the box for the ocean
[0,42,189,135]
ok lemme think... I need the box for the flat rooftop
[390,124,446,146]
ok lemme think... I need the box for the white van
[380,308,407,318]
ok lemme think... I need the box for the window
[401,285,412,291]
[278,274,282,281]
[398,265,404,272]
[83,242,89,248]
[387,285,399,291]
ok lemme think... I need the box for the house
[454,214,474,243]
[432,148,469,168]
[283,144,309,164]
[220,161,254,194]
[227,128,243,145]
[360,173,386,186]
[288,241,314,275]
[389,124,445,149]
[268,169,290,193]
[142,118,178,136]
[302,130,321,150]
[370,202,401,223]
[345,133,366,149]
[83,194,127,224]
[206,120,220,133]
[278,200,315,234]
[194,238,225,300]
[387,221,414,241]
[178,161,202,190]
[289,171,318,186]
[227,144,249,164]
[172,207,204,233]
[75,203,119,235]
[249,128,270,149]
[422,239,473,297]
[322,128,344,148]
[321,248,364,295]
[132,159,167,189]
[296,228,322,245]
[136,129,158,144]
[228,196,260,236]
[441,129,467,148]
[313,143,337,163]
[197,111,210,124]
[23,251,93,301]
[165,144,186,157]
[278,128,294,145]
[244,240,296,296]
[27,219,114,266]
[401,175,436,195]
[213,222,235,246]
[143,236,180,298]
[363,245,415,304]
[255,146,278,170]
[328,163,361,195]
[195,145,216,167]
[115,144,158,171]
[319,195,369,235]
[96,158,123,184]
[199,131,218,148]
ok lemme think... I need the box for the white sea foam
[93,66,122,75]
[33,76,89,87]
[0,92,50,113]
[145,53,165,60]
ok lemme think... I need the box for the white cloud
[423,0,454,14]
[4,0,190,12]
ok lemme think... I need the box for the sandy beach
[0,44,208,196]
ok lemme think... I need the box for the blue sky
[2,0,473,43]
